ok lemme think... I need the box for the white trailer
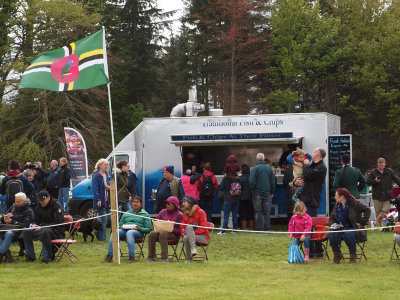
[108,112,341,217]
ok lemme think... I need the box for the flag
[64,127,89,187]
[19,29,109,91]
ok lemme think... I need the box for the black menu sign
[328,135,352,209]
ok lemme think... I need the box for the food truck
[69,99,346,218]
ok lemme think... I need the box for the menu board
[328,135,352,209]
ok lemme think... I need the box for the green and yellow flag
[19,29,109,91]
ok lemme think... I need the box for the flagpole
[103,26,120,264]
